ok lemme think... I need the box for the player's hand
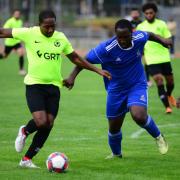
[63,78,75,90]
[176,97,180,108]
[161,38,172,48]
[98,69,112,80]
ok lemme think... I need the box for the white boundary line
[131,123,180,139]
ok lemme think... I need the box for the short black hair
[115,19,132,33]
[39,10,56,24]
[142,2,158,13]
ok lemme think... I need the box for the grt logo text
[36,50,60,60]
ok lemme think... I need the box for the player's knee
[109,127,121,134]
[153,75,163,85]
[17,48,24,56]
[47,114,55,128]
[132,112,147,125]
[34,116,48,128]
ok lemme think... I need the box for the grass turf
[0,55,180,180]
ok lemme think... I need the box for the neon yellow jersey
[136,19,171,65]
[4,17,23,46]
[12,27,74,88]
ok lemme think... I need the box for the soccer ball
[46,152,68,173]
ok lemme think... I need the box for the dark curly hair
[142,2,158,13]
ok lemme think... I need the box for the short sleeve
[133,30,149,45]
[162,22,171,38]
[86,43,107,64]
[62,35,74,55]
[141,31,150,42]
[12,28,30,42]
[3,20,11,28]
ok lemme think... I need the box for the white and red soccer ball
[46,152,68,173]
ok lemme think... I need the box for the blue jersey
[86,31,149,92]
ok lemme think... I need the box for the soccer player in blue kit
[63,19,171,158]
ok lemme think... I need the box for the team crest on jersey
[140,95,146,102]
[54,40,61,47]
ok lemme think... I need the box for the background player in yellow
[0,10,26,75]
[0,10,111,168]
[137,2,176,114]
[129,8,153,87]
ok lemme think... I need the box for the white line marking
[131,123,180,139]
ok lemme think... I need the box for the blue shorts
[106,85,148,119]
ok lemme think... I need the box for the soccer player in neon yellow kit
[0,10,111,168]
[0,10,26,75]
[137,3,176,114]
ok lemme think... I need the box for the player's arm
[65,51,111,89]
[0,28,13,38]
[148,32,172,48]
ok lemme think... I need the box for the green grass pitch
[0,54,180,180]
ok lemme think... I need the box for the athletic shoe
[19,69,26,76]
[156,134,168,155]
[165,107,172,114]
[15,125,26,153]
[105,154,122,159]
[19,159,40,168]
[168,96,176,107]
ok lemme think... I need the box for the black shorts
[26,84,60,118]
[147,62,173,76]
[5,43,22,55]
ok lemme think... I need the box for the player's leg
[144,64,153,87]
[128,88,168,154]
[148,64,171,113]
[15,44,26,75]
[15,85,42,153]
[152,73,170,110]
[19,110,49,168]
[15,85,46,167]
[130,106,160,137]
[106,91,127,158]
[0,45,12,59]
[19,85,60,168]
[0,48,6,59]
[22,111,52,157]
[0,53,4,59]
[170,35,175,57]
[130,106,168,154]
[106,115,125,159]
[177,97,180,108]
[24,85,60,160]
[163,62,176,107]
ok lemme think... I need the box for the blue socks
[108,116,160,155]
[141,115,160,138]
[108,131,122,155]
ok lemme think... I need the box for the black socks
[24,119,38,136]
[157,85,170,107]
[19,56,24,70]
[25,127,52,159]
